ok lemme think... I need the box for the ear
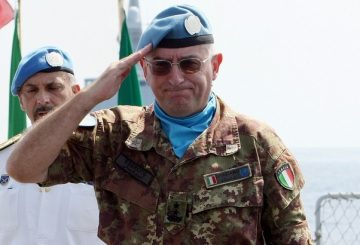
[211,53,223,80]
[72,84,80,94]
[18,96,25,112]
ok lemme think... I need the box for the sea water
[293,147,360,243]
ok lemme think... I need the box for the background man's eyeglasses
[144,56,211,76]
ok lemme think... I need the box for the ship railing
[314,192,360,245]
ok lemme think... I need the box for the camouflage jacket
[42,96,313,245]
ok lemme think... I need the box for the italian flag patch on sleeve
[275,163,295,190]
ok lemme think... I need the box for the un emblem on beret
[45,51,64,67]
[184,15,202,35]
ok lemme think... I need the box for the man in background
[0,46,104,245]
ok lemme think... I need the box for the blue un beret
[137,4,214,50]
[11,46,74,95]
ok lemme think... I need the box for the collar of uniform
[125,105,156,151]
[124,96,241,158]
[182,96,241,159]
[124,104,181,157]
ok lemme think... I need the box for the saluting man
[7,5,313,244]
[0,46,104,245]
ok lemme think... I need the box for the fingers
[84,43,152,104]
[139,43,152,56]
[119,43,152,67]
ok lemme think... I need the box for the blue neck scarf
[154,93,217,158]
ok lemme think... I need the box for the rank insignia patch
[203,164,252,189]
[275,163,295,190]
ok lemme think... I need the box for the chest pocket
[192,176,264,213]
[0,176,20,231]
[102,166,159,213]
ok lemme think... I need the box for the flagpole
[17,0,21,49]
[118,0,125,42]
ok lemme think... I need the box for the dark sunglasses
[144,56,211,76]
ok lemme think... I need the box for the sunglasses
[144,56,211,76]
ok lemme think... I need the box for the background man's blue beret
[137,4,214,50]
[11,46,74,95]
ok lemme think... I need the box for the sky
[1,0,360,148]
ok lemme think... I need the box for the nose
[168,64,185,86]
[35,90,51,105]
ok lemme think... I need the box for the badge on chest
[203,164,252,189]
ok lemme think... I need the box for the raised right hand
[84,44,152,106]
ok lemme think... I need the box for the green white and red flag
[276,163,295,190]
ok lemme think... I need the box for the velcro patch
[203,164,252,189]
[116,154,154,186]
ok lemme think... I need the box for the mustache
[34,105,54,115]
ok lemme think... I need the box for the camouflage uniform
[42,96,313,244]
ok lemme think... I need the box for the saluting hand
[84,44,152,106]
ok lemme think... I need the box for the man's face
[18,71,79,123]
[141,45,222,117]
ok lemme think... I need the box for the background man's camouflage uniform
[41,97,312,244]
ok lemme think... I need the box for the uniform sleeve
[40,126,97,186]
[256,127,313,244]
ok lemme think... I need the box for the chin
[34,114,47,122]
[167,106,194,117]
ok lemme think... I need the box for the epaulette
[0,134,22,151]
